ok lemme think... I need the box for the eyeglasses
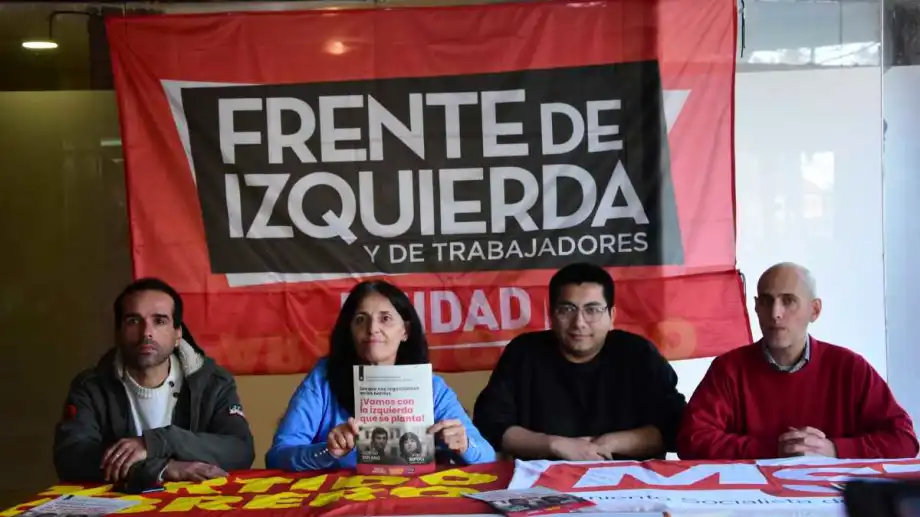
[553,304,609,323]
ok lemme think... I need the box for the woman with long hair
[266,280,495,471]
[397,431,425,464]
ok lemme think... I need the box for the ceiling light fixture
[21,10,102,52]
[22,40,58,50]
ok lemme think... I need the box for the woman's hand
[428,419,468,454]
[327,417,360,458]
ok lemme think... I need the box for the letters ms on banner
[181,62,684,275]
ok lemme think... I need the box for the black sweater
[472,329,686,460]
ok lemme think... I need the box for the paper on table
[22,495,138,516]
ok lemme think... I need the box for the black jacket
[53,338,255,490]
[472,329,687,460]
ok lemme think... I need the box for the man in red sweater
[677,262,918,460]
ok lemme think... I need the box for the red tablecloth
[0,462,513,517]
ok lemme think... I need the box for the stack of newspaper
[22,495,138,517]
[464,487,597,516]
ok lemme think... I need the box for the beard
[123,339,172,370]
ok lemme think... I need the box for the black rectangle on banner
[179,62,683,274]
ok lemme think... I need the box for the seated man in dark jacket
[54,278,254,491]
[473,263,687,461]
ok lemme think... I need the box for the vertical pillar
[882,0,920,437]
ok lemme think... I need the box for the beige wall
[0,90,494,508]
[0,92,130,507]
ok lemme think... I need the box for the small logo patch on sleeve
[63,403,77,421]
[229,404,245,418]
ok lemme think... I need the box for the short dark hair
[372,427,388,439]
[549,263,615,309]
[114,277,183,329]
[327,280,429,415]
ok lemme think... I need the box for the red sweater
[677,339,918,460]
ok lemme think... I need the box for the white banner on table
[508,457,920,515]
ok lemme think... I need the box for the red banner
[8,459,920,517]
[2,465,512,517]
[105,0,749,375]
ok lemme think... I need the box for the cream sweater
[122,355,185,434]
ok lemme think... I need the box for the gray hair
[759,262,818,299]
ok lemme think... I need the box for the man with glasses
[472,263,687,461]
